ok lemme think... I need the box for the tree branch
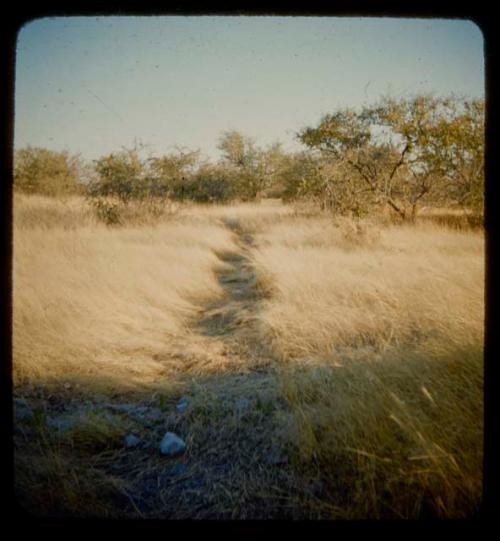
[389,143,410,182]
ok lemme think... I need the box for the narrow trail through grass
[13,198,484,519]
[197,217,259,340]
[118,217,302,519]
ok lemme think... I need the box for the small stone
[159,432,186,457]
[124,433,141,448]
[176,397,188,413]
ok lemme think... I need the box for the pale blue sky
[14,16,484,161]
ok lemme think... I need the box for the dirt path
[14,215,305,520]
[197,218,259,340]
[124,217,299,519]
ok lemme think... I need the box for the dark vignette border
[1,1,497,535]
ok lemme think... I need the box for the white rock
[159,432,186,457]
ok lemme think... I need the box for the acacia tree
[298,108,411,218]
[217,131,263,199]
[298,95,485,219]
[367,94,485,218]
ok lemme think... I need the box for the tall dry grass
[249,214,484,518]
[13,195,484,518]
[13,194,238,393]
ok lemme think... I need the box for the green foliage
[173,163,237,203]
[216,131,288,200]
[297,95,485,219]
[88,148,145,204]
[254,142,290,198]
[366,94,485,215]
[147,147,201,198]
[280,152,322,201]
[299,109,371,157]
[14,146,83,196]
[217,131,260,199]
[438,98,484,213]
[87,145,200,223]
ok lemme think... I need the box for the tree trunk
[386,198,406,221]
[410,203,419,223]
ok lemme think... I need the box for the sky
[14,16,485,162]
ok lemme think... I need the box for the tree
[217,130,256,168]
[367,94,484,218]
[429,98,484,214]
[89,147,145,204]
[14,146,83,196]
[217,131,262,199]
[298,95,485,219]
[254,142,290,198]
[147,147,200,198]
[298,108,411,218]
[280,151,323,203]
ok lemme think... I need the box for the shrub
[14,146,83,196]
[173,164,237,203]
[89,149,144,204]
[90,197,122,225]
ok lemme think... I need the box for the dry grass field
[12,194,484,519]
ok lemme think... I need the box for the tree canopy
[297,94,485,218]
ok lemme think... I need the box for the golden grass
[13,194,238,393]
[13,194,485,518]
[249,214,484,517]
[178,198,294,229]
[252,217,483,357]
[13,193,96,229]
